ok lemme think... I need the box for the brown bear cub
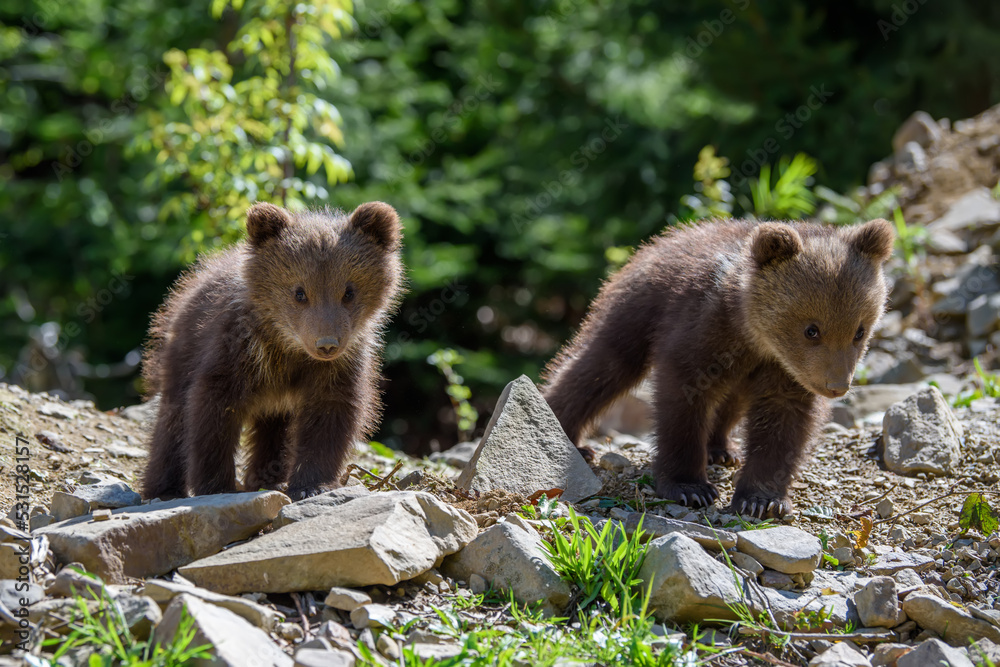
[141,201,404,501]
[543,219,894,518]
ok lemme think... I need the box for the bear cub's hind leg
[706,393,746,467]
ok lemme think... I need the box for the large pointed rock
[179,491,477,594]
[36,492,289,584]
[154,594,292,667]
[456,375,602,502]
[882,387,963,476]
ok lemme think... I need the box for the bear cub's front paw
[656,480,719,508]
[286,485,333,501]
[730,490,792,519]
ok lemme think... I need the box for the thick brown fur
[542,218,894,518]
[141,201,404,500]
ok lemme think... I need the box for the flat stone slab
[180,491,477,594]
[143,579,283,632]
[736,526,822,574]
[36,492,289,583]
[869,552,935,575]
[624,512,736,551]
[456,375,602,502]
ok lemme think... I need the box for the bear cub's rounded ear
[750,222,804,267]
[247,202,292,246]
[846,218,895,263]
[349,202,402,251]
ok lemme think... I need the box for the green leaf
[368,441,396,459]
[959,493,999,535]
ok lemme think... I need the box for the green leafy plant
[681,145,734,220]
[815,184,899,225]
[427,348,479,441]
[45,590,212,666]
[748,153,818,220]
[135,0,353,259]
[893,206,928,275]
[542,506,650,620]
[952,358,1000,408]
[959,492,999,536]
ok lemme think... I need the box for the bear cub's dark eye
[804,324,820,340]
[854,325,865,341]
[294,288,307,303]
[343,284,355,304]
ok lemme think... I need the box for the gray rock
[105,440,147,459]
[855,576,903,628]
[38,402,78,420]
[892,111,941,153]
[928,188,1000,233]
[882,387,963,476]
[272,486,371,529]
[441,519,571,616]
[736,526,822,574]
[456,375,602,503]
[809,642,872,667]
[760,570,794,589]
[114,593,162,640]
[624,512,736,551]
[324,587,371,612]
[894,568,924,589]
[294,648,356,667]
[37,491,289,584]
[50,478,142,520]
[730,552,764,576]
[897,141,928,172]
[46,565,110,600]
[897,638,974,667]
[928,229,969,255]
[429,441,480,468]
[180,491,477,594]
[143,579,283,632]
[902,593,1000,646]
[639,533,743,623]
[831,384,924,428]
[119,395,159,427]
[871,552,935,576]
[407,644,464,661]
[154,594,292,667]
[0,579,43,611]
[968,638,1000,666]
[968,294,1000,338]
[871,643,913,667]
[50,492,91,522]
[350,603,396,630]
[831,546,856,567]
[599,451,631,472]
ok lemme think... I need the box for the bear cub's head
[746,218,895,399]
[244,201,403,362]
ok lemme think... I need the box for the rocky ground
[0,106,998,666]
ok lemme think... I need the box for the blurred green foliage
[1,0,999,452]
